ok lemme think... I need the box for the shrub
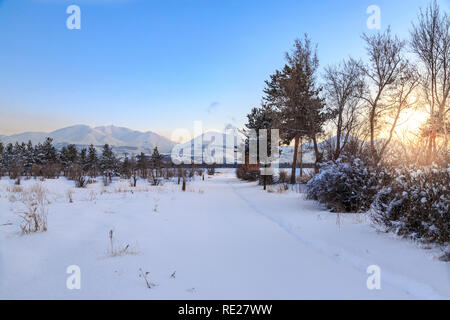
[41,163,60,179]
[236,165,258,181]
[10,165,22,180]
[278,170,288,184]
[31,164,42,178]
[297,170,314,184]
[306,157,391,213]
[207,164,216,175]
[371,166,449,245]
[68,164,87,188]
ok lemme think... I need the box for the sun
[395,108,429,137]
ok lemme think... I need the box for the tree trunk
[370,106,377,166]
[299,137,303,178]
[290,136,299,184]
[312,135,320,174]
[334,110,343,161]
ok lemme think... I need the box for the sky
[0,0,448,139]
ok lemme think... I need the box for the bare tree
[379,66,420,161]
[411,0,450,161]
[324,58,365,160]
[360,28,412,165]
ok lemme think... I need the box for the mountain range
[0,125,175,154]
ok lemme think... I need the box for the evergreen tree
[4,143,13,175]
[22,140,35,176]
[264,35,328,179]
[79,148,88,173]
[100,144,116,180]
[0,142,4,176]
[151,147,163,176]
[41,137,57,165]
[67,144,78,164]
[121,156,131,178]
[60,146,70,175]
[87,144,99,177]
[137,152,148,178]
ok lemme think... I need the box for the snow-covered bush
[372,166,449,245]
[306,157,391,212]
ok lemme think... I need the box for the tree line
[0,137,164,182]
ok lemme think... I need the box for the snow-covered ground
[0,170,448,299]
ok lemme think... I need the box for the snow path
[0,171,448,299]
[227,178,449,299]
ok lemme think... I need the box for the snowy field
[0,169,448,299]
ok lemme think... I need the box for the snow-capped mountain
[0,125,175,154]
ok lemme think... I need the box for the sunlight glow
[394,108,429,139]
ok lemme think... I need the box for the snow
[0,170,448,299]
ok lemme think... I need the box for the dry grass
[138,268,156,288]
[7,185,23,193]
[106,230,138,257]
[17,183,49,234]
[297,171,315,184]
[267,184,289,194]
[67,189,74,203]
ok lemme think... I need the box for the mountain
[95,126,175,154]
[0,125,175,154]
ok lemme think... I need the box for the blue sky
[0,0,447,138]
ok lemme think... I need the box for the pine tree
[137,152,148,178]
[121,156,131,178]
[24,140,34,177]
[0,142,4,176]
[100,144,116,181]
[60,146,70,175]
[41,137,57,165]
[67,144,78,164]
[151,147,163,177]
[87,144,99,177]
[79,148,88,173]
[264,35,328,179]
